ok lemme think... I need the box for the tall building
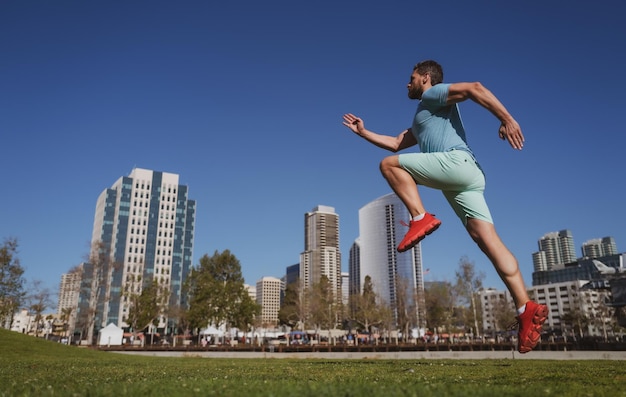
[358,193,426,328]
[532,251,548,272]
[256,277,282,327]
[76,168,195,339]
[341,272,349,306]
[57,266,82,333]
[582,237,618,259]
[532,230,577,271]
[285,263,300,286]
[299,205,341,297]
[348,239,361,297]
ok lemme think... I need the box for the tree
[278,280,307,330]
[230,292,260,338]
[0,237,25,328]
[454,256,484,336]
[166,303,191,337]
[424,281,455,334]
[561,290,589,340]
[491,295,516,335]
[185,250,256,336]
[26,280,54,337]
[124,276,168,342]
[60,307,73,340]
[349,276,388,336]
[308,275,337,332]
[588,290,614,341]
[394,276,417,342]
[75,240,118,345]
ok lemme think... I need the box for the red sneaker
[515,301,548,353]
[397,213,441,252]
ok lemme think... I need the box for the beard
[407,87,421,100]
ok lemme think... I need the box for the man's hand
[342,113,364,136]
[498,119,525,150]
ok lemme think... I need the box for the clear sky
[2,1,625,299]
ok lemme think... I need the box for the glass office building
[358,193,426,328]
[77,168,195,338]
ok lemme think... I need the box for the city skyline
[13,169,626,306]
[2,1,625,299]
[11,166,626,306]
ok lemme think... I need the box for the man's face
[407,70,426,100]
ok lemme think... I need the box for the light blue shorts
[398,149,493,226]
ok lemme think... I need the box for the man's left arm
[447,82,524,150]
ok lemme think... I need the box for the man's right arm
[342,113,417,152]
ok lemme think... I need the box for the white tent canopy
[199,326,224,337]
[98,323,123,346]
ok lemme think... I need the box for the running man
[342,59,547,353]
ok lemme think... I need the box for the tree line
[1,237,516,342]
[1,237,536,343]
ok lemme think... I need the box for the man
[342,60,547,353]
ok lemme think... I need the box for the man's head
[414,60,443,84]
[407,60,443,99]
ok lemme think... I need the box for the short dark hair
[413,60,443,85]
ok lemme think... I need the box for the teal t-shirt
[411,83,471,154]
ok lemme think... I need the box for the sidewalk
[113,349,626,360]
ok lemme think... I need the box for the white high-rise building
[300,205,341,297]
[256,277,282,327]
[533,230,577,270]
[57,266,82,333]
[76,168,196,340]
[582,237,618,259]
[358,193,426,328]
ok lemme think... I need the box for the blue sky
[2,1,625,299]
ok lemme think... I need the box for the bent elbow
[468,82,487,98]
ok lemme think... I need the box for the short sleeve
[420,84,450,107]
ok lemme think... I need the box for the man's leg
[380,155,441,252]
[465,218,528,307]
[465,218,548,353]
[379,156,424,217]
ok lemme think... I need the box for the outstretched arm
[447,82,525,150]
[342,113,417,152]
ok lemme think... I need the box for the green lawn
[1,329,625,396]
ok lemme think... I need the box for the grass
[1,329,626,396]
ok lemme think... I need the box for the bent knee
[466,218,498,247]
[379,156,400,174]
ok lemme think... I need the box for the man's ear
[423,73,430,84]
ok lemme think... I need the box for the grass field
[1,329,626,396]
